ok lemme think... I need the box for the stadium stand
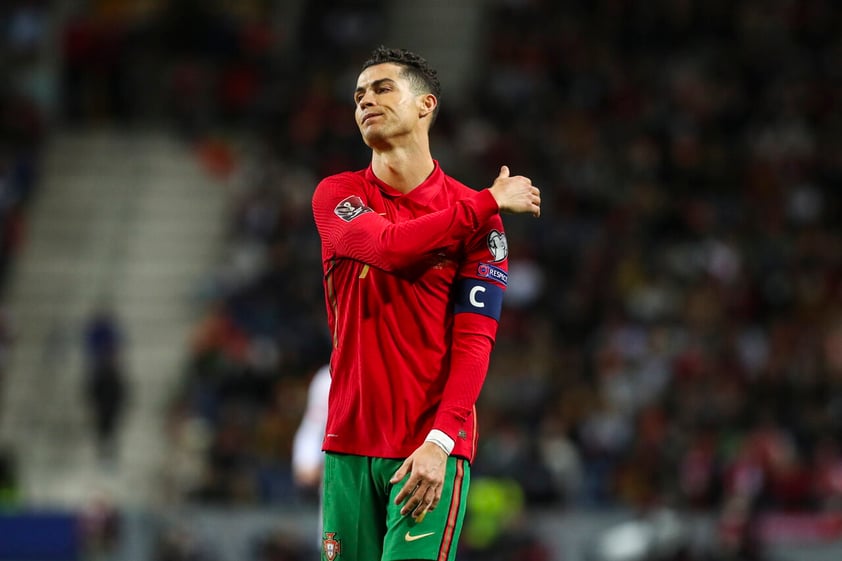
[0,1,839,560]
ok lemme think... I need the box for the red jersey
[311,162,509,462]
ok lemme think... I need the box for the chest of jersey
[362,189,459,304]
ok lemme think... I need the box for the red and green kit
[311,162,509,463]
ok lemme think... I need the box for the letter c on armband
[455,278,504,320]
[469,286,486,308]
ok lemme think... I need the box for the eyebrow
[354,78,397,99]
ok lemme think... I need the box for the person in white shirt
[292,363,331,550]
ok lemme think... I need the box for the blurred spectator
[5,0,48,62]
[291,363,330,493]
[78,491,122,561]
[155,525,216,561]
[289,362,330,555]
[459,477,552,561]
[0,446,18,508]
[0,91,43,292]
[0,0,45,513]
[0,0,48,413]
[252,529,308,561]
[82,305,128,465]
[0,306,13,382]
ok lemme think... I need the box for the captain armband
[454,278,505,321]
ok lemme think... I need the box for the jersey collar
[365,161,444,206]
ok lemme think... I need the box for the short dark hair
[361,46,441,120]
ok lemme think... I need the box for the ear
[418,93,438,120]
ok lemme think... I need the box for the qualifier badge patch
[486,229,508,262]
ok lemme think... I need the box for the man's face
[353,63,428,146]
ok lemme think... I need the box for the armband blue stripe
[454,278,504,321]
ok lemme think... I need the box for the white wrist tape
[425,429,455,456]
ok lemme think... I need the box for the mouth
[361,113,382,125]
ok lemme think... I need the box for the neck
[370,142,435,194]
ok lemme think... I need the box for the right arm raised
[311,167,540,271]
[312,174,499,272]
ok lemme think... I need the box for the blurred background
[0,0,840,560]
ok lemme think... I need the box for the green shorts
[321,452,470,561]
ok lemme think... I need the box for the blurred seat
[0,128,227,507]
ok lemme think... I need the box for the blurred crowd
[3,0,842,559]
[470,0,842,516]
[158,1,841,559]
[0,0,45,317]
[162,0,842,521]
[0,0,50,508]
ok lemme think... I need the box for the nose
[358,89,375,108]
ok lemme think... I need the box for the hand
[390,442,448,521]
[488,165,541,217]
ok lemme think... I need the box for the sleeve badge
[334,195,373,222]
[486,229,508,262]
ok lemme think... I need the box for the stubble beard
[361,126,385,148]
[360,121,398,151]
[360,119,417,152]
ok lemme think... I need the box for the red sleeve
[433,217,508,439]
[312,174,499,272]
[432,314,496,437]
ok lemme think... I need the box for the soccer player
[292,363,332,491]
[292,363,332,550]
[311,46,541,561]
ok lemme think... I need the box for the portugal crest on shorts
[486,229,508,262]
[323,532,341,561]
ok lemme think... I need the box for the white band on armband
[425,429,455,456]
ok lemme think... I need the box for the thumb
[498,165,510,179]
[390,458,411,484]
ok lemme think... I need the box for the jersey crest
[486,229,508,262]
[334,195,373,222]
[323,532,341,560]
